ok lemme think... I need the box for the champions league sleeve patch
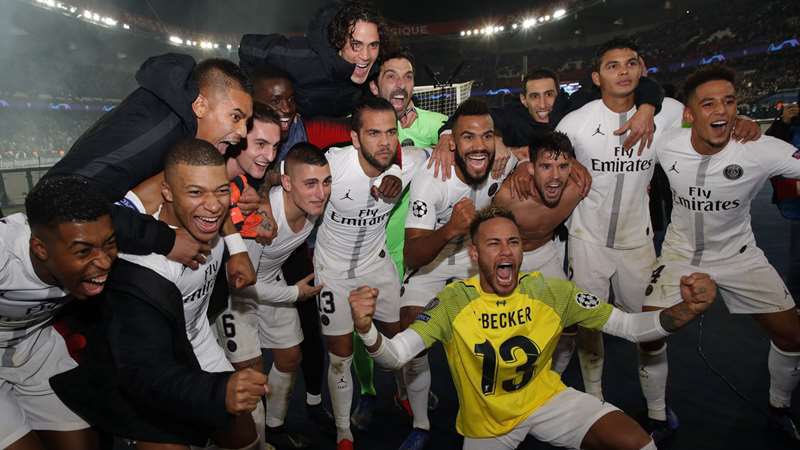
[575,292,601,309]
[412,200,428,218]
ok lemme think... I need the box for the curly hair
[469,206,518,240]
[26,175,111,228]
[327,1,389,53]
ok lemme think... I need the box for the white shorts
[0,327,89,448]
[315,256,401,336]
[462,387,619,450]
[400,254,477,309]
[644,245,796,314]
[521,240,566,279]
[568,238,656,313]
[216,298,304,364]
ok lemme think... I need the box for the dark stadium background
[0,0,797,449]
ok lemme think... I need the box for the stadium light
[512,23,518,29]
[544,15,551,21]
[102,17,117,27]
[499,26,505,31]
[226,44,233,50]
[169,36,184,45]
[123,23,130,30]
[553,9,566,19]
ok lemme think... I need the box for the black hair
[164,138,225,173]
[469,206,517,240]
[285,142,329,171]
[249,65,293,85]
[351,96,397,131]
[682,65,737,102]
[26,175,111,228]
[528,131,575,162]
[328,1,389,53]
[192,58,252,94]
[522,68,560,93]
[592,37,640,72]
[451,98,491,130]
[226,102,281,159]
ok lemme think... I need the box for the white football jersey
[314,146,426,279]
[236,186,316,304]
[657,129,800,265]
[404,156,516,271]
[557,98,684,249]
[0,213,70,354]
[121,210,226,371]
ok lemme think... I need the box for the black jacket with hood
[43,53,199,252]
[51,259,233,446]
[239,3,377,118]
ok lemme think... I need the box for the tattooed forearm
[659,302,698,332]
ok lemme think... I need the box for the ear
[191,93,209,119]
[468,243,478,263]
[29,235,48,262]
[527,161,536,176]
[350,130,360,149]
[280,174,292,192]
[591,71,601,88]
[519,93,527,107]
[369,80,379,96]
[161,179,174,203]
[683,105,694,125]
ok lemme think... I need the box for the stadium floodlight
[512,23,518,29]
[553,9,566,19]
[466,30,472,36]
[69,6,76,13]
[544,15,551,21]
[226,44,233,50]
[102,17,117,27]
[200,41,212,49]
[473,29,478,34]
[539,17,545,22]
[499,26,505,31]
[169,36,184,45]
[123,23,130,30]
[460,31,465,36]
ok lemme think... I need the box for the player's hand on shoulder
[569,159,592,198]
[428,134,455,180]
[732,116,762,143]
[616,103,655,155]
[254,203,278,245]
[372,175,402,200]
[225,368,268,415]
[226,252,256,289]
[296,273,322,301]
[349,286,379,333]
[447,198,477,238]
[491,137,514,179]
[506,161,534,200]
[168,227,211,270]
[679,272,717,314]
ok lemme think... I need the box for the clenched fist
[679,272,717,314]
[445,198,476,239]
[225,368,268,415]
[349,286,379,334]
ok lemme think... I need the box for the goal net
[412,81,474,117]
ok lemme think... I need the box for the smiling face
[452,114,495,185]
[351,108,398,174]
[162,163,231,243]
[339,20,380,84]
[283,162,332,217]
[591,48,642,98]
[530,150,572,207]
[235,120,281,180]
[370,57,414,114]
[685,79,737,154]
[254,77,296,140]
[30,216,118,299]
[194,86,253,155]
[469,216,523,296]
[520,78,558,124]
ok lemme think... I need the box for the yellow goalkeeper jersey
[409,272,613,438]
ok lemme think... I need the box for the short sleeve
[405,171,442,231]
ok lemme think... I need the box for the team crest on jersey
[412,200,428,218]
[723,164,743,180]
[575,292,600,309]
[424,298,440,311]
[488,183,499,196]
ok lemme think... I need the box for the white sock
[403,355,431,430]
[768,341,800,408]
[577,329,605,400]
[306,392,322,407]
[266,365,295,428]
[552,332,577,374]
[395,370,408,400]
[640,438,657,450]
[639,343,668,421]
[327,352,354,442]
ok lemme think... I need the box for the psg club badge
[576,292,601,309]
[412,200,428,218]
[488,183,499,196]
[723,164,743,180]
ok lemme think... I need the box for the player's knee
[615,433,653,450]
[275,347,302,373]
